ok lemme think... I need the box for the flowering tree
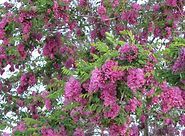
[0,0,185,135]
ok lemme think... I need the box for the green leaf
[65,102,79,110]
[23,118,43,126]
[95,41,109,53]
[47,89,63,99]
[0,123,6,130]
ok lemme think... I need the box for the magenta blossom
[119,43,138,62]
[88,68,103,93]
[64,76,82,102]
[172,47,185,73]
[16,122,26,132]
[73,128,85,136]
[127,68,145,92]
[104,104,120,119]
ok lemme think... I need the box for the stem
[144,116,149,136]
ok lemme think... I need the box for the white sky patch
[0,0,7,4]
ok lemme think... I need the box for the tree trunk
[144,118,149,136]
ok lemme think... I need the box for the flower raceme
[127,68,145,92]
[64,76,82,102]
[118,43,138,63]
[17,73,36,94]
[160,83,184,113]
[172,47,185,73]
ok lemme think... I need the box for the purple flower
[109,124,120,135]
[172,47,185,73]
[60,126,67,136]
[64,77,82,102]
[73,128,85,136]
[180,114,185,126]
[112,0,119,8]
[43,34,61,59]
[20,73,28,86]
[109,123,128,136]
[16,99,24,107]
[160,83,184,112]
[132,3,141,11]
[127,68,145,92]
[166,0,177,7]
[102,60,124,82]
[16,122,26,132]
[65,57,74,69]
[18,73,36,94]
[0,29,5,39]
[164,118,173,125]
[121,10,138,25]
[101,83,117,106]
[22,22,32,34]
[79,0,87,7]
[130,125,139,136]
[153,4,160,11]
[2,132,10,136]
[97,5,106,15]
[41,128,58,136]
[182,129,185,136]
[28,73,37,86]
[119,43,138,62]
[88,68,103,93]
[17,85,26,94]
[104,104,120,119]
[17,43,27,60]
[45,98,52,111]
[125,97,141,112]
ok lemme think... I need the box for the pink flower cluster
[88,68,103,93]
[127,68,145,92]
[109,123,128,136]
[78,0,87,7]
[97,5,106,15]
[166,0,177,7]
[104,103,120,119]
[41,128,59,136]
[180,114,185,126]
[64,77,82,102]
[130,125,139,136]
[160,83,184,112]
[97,5,109,22]
[40,126,68,136]
[118,43,138,62]
[125,97,141,113]
[17,73,36,94]
[132,3,141,11]
[17,44,27,60]
[0,46,7,66]
[112,0,119,8]
[88,60,124,118]
[15,121,26,132]
[172,47,185,73]
[41,91,52,111]
[43,33,62,59]
[73,128,85,136]
[0,15,8,40]
[101,83,117,106]
[101,60,124,82]
[101,83,120,118]
[89,60,124,93]
[121,3,141,25]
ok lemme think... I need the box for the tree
[0,0,184,135]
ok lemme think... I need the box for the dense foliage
[0,0,185,135]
